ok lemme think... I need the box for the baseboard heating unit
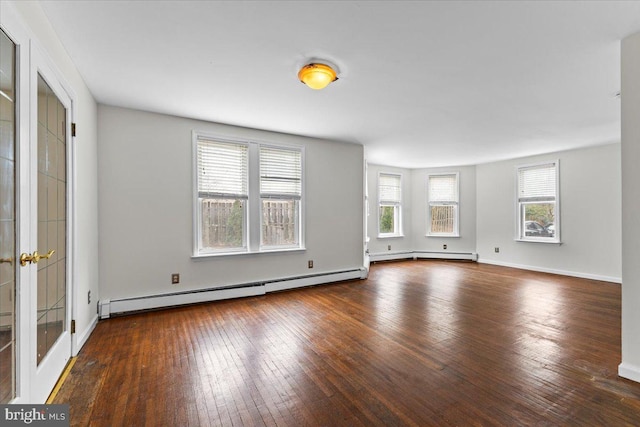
[369,251,478,263]
[99,268,366,319]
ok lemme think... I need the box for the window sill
[426,234,460,238]
[377,234,405,239]
[192,247,306,259]
[515,239,562,245]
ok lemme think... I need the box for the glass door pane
[36,74,66,366]
[0,28,16,403]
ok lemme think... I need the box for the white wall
[620,31,640,383]
[366,164,413,255]
[7,1,99,350]
[476,143,621,282]
[98,105,363,301]
[411,166,476,253]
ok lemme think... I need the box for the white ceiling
[40,0,640,168]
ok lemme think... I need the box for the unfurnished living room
[3,0,640,425]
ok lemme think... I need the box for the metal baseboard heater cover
[369,251,478,262]
[99,268,365,319]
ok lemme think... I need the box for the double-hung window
[378,173,402,237]
[517,161,559,242]
[195,133,303,256]
[260,146,302,249]
[196,138,249,253]
[427,173,459,236]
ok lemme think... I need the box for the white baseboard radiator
[369,251,478,263]
[99,267,366,319]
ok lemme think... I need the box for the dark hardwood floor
[54,260,640,426]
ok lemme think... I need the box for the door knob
[32,250,55,263]
[19,250,55,267]
[19,253,32,266]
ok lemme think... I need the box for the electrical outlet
[308,260,314,269]
[88,290,91,304]
[495,247,500,253]
[388,245,391,251]
[443,244,447,250]
[171,273,180,284]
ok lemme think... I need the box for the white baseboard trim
[369,252,414,262]
[369,251,478,262]
[98,299,111,319]
[619,362,640,383]
[413,251,478,261]
[478,259,621,284]
[72,314,98,356]
[99,268,365,318]
[265,269,363,293]
[360,264,369,279]
[108,284,265,316]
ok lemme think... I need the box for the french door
[0,21,73,403]
[0,27,18,404]
[29,63,72,403]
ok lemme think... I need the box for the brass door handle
[19,250,55,267]
[19,253,32,266]
[32,250,55,263]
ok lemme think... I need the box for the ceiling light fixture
[298,63,338,90]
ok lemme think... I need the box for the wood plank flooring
[53,260,640,426]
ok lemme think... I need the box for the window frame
[259,144,303,251]
[195,137,249,255]
[193,131,305,257]
[426,172,460,237]
[377,172,403,238]
[515,160,560,244]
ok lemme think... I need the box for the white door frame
[2,2,33,405]
[0,2,77,404]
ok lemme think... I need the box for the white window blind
[260,146,302,198]
[516,161,559,242]
[379,174,401,203]
[518,163,556,200]
[427,173,459,236]
[378,173,402,236]
[428,174,458,202]
[197,138,248,198]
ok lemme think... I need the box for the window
[378,173,402,237]
[517,161,559,242]
[260,146,302,248]
[196,138,248,253]
[194,133,303,255]
[427,173,459,236]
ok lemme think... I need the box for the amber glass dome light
[298,63,338,90]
